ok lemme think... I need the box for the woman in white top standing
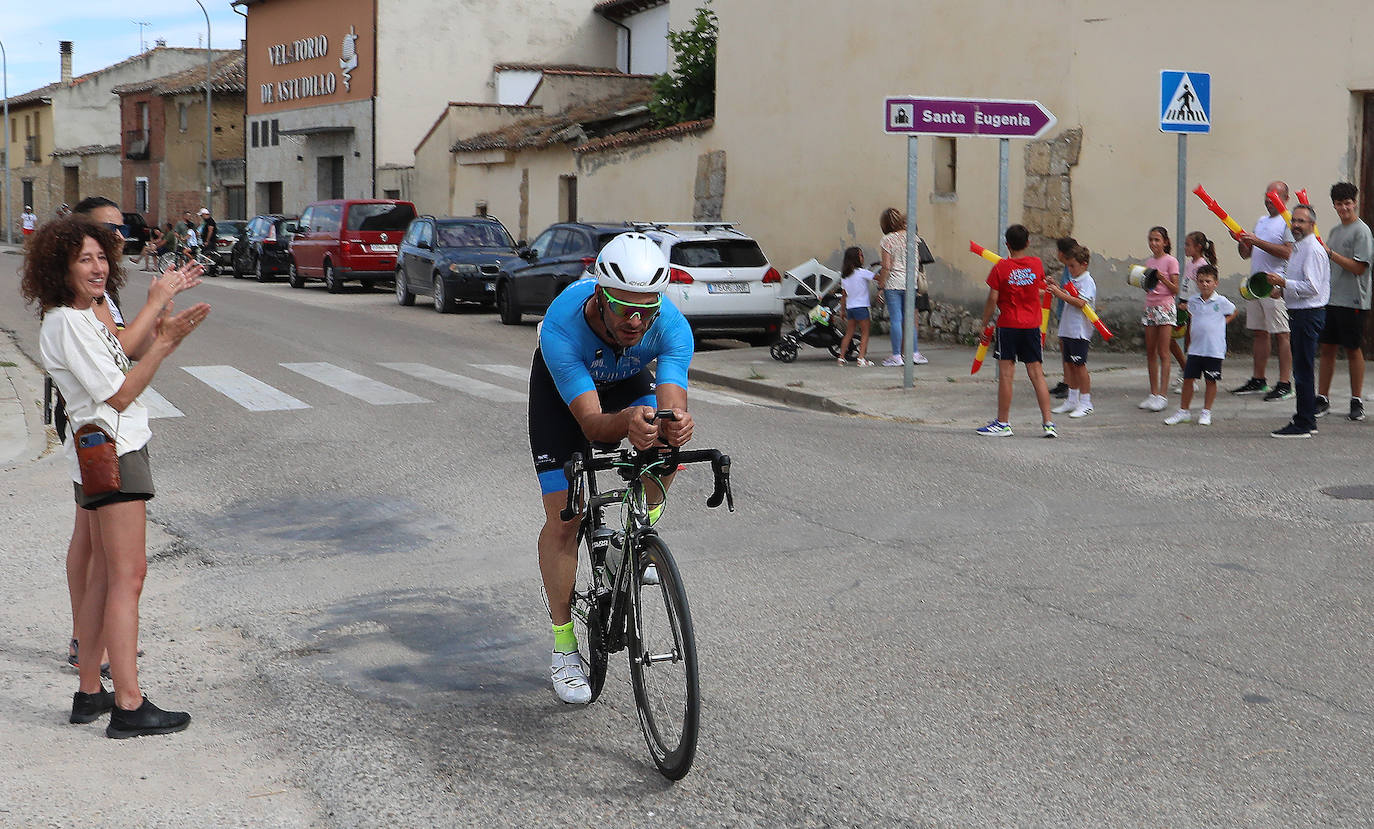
[876,207,928,367]
[21,216,210,738]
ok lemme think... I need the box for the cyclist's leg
[529,349,588,627]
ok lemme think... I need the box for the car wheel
[497,283,521,325]
[395,269,415,306]
[324,261,343,293]
[255,256,272,283]
[433,275,455,313]
[288,260,304,289]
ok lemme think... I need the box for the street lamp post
[194,1,212,213]
[2,39,11,245]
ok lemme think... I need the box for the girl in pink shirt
[1138,226,1180,411]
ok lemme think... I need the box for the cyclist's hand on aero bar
[626,405,660,450]
[658,408,694,447]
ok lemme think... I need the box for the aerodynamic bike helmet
[593,232,670,293]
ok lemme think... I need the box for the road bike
[157,246,217,276]
[559,418,734,780]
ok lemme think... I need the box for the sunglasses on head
[601,287,661,321]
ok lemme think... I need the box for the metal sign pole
[1176,134,1186,275]
[903,135,918,389]
[997,138,1009,256]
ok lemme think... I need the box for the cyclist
[528,232,695,704]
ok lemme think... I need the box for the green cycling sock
[648,502,664,525]
[552,621,578,653]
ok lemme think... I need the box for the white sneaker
[881,355,903,367]
[1198,410,1212,426]
[1164,409,1191,425]
[911,352,929,365]
[1170,377,1184,394]
[550,650,592,704]
[1052,399,1076,414]
[1148,395,1169,412]
[1069,403,1093,419]
[1138,395,1156,410]
[641,564,660,586]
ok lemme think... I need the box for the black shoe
[1270,422,1312,439]
[1314,395,1330,417]
[1231,377,1268,395]
[105,697,191,739]
[1263,381,1294,401]
[1351,398,1366,422]
[70,687,116,724]
[1050,381,1069,399]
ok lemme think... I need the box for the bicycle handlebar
[560,444,734,522]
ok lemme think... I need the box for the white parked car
[633,222,784,346]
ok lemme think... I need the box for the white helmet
[593,232,670,293]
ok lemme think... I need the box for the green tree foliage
[648,2,718,127]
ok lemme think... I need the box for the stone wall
[1021,128,1081,265]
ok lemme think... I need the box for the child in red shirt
[976,224,1057,437]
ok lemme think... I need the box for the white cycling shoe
[550,650,592,704]
[641,564,660,586]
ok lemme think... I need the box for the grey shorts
[1245,295,1290,334]
[73,445,155,510]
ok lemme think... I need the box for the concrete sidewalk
[688,337,1352,434]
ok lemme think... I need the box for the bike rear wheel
[628,535,699,780]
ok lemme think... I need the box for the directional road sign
[1159,70,1210,134]
[884,96,1057,139]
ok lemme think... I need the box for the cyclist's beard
[596,299,645,353]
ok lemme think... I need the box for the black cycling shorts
[528,348,656,494]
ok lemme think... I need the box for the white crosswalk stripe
[379,363,525,403]
[182,365,311,412]
[139,387,184,419]
[471,363,529,383]
[281,362,430,405]
[473,362,755,407]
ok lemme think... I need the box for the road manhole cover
[1319,485,1374,500]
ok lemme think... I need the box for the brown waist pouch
[75,423,121,497]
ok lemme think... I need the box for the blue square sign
[1160,70,1210,134]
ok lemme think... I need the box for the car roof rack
[627,220,738,234]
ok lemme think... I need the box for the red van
[288,199,417,292]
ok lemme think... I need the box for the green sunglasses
[601,287,661,320]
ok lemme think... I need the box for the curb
[688,366,863,416]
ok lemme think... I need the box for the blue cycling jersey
[538,278,694,404]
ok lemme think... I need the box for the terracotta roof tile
[594,0,669,21]
[50,144,120,157]
[574,118,714,154]
[492,62,654,80]
[5,47,234,107]
[112,51,246,96]
[452,88,653,153]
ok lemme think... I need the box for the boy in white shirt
[1166,265,1237,426]
[1045,245,1097,418]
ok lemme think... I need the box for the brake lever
[706,453,734,511]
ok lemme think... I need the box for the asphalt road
[3,260,1373,827]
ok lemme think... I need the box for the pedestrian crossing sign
[1160,70,1210,134]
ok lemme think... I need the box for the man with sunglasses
[528,231,695,704]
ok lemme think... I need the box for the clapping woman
[21,217,210,738]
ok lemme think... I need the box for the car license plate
[370,244,398,252]
[707,282,749,294]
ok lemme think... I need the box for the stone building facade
[115,51,248,227]
[2,43,232,233]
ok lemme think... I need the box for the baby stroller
[769,258,861,363]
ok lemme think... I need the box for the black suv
[395,215,521,312]
[495,221,629,324]
[229,214,298,282]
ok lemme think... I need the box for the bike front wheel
[628,534,700,780]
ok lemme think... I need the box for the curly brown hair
[19,217,125,315]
